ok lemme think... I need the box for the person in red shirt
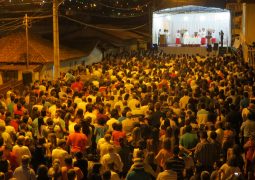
[112,123,126,146]
[71,77,83,92]
[10,115,20,132]
[66,124,87,154]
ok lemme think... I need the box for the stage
[159,45,218,56]
[152,5,231,50]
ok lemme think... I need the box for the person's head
[52,159,61,170]
[74,124,81,132]
[21,155,31,167]
[200,171,210,180]
[37,165,48,179]
[185,125,192,133]
[199,131,208,140]
[64,155,73,166]
[57,139,66,148]
[210,131,217,140]
[17,135,25,146]
[74,152,83,160]
[104,133,111,142]
[132,127,141,140]
[173,146,180,156]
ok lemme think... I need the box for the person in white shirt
[13,155,36,180]
[12,136,32,166]
[100,146,123,174]
[52,139,69,167]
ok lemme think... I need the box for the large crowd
[0,50,255,180]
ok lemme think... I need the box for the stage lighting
[200,15,205,21]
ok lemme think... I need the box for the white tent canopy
[152,5,231,46]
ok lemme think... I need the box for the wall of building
[244,3,255,44]
[39,47,103,80]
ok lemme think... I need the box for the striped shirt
[194,140,215,171]
[157,170,177,180]
[168,156,185,180]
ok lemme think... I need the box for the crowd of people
[0,49,255,180]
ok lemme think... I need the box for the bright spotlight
[184,16,188,21]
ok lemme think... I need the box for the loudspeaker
[22,72,32,85]
[207,45,212,52]
[213,43,219,51]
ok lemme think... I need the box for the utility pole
[53,0,60,79]
[24,14,29,68]
[148,0,156,48]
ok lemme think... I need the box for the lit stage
[152,5,231,49]
[159,45,215,56]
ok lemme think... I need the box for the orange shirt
[66,132,87,153]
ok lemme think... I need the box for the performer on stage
[219,30,224,47]
[198,29,202,38]
[212,30,216,44]
[158,29,162,45]
[184,30,189,38]
[201,28,206,45]
[176,30,181,45]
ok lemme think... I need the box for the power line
[90,0,151,11]
[60,14,147,31]
[0,18,20,28]
[0,14,52,33]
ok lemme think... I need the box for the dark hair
[64,156,73,166]
[185,125,192,133]
[199,131,208,139]
[74,124,81,132]
[173,146,180,155]
[209,130,217,140]
[37,165,49,180]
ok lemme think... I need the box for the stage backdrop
[153,9,231,46]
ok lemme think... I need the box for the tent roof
[155,0,227,11]
[154,5,229,14]
[0,32,86,64]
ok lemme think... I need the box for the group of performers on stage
[175,28,217,46]
[157,28,223,47]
